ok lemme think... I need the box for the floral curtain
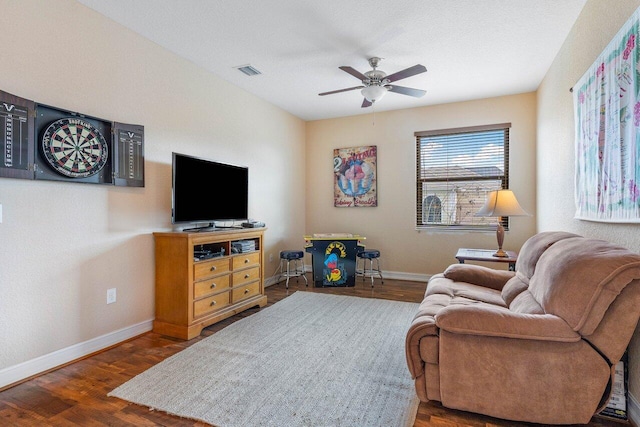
[573,7,640,222]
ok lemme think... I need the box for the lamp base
[492,248,509,257]
[493,220,508,257]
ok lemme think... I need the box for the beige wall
[305,93,537,278]
[0,0,305,376]
[537,0,640,405]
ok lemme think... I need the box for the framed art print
[333,145,377,207]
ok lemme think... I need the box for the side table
[455,248,518,271]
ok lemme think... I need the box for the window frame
[415,123,511,231]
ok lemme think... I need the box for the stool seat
[357,249,380,259]
[281,250,304,260]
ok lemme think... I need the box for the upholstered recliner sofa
[405,231,640,425]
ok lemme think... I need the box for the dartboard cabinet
[0,89,144,187]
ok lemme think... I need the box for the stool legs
[285,259,291,289]
[299,260,308,287]
[357,256,383,287]
[279,258,308,289]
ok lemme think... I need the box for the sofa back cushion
[528,237,640,335]
[509,289,545,314]
[501,231,580,310]
[514,231,580,279]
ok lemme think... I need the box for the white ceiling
[75,0,587,121]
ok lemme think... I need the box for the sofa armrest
[405,315,438,379]
[435,304,580,342]
[443,263,515,291]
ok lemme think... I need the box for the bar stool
[276,250,308,289]
[356,249,384,287]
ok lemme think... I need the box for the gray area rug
[108,291,420,426]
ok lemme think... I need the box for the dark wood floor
[0,276,630,426]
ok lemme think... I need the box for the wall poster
[333,145,377,207]
[573,6,640,222]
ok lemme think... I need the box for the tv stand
[153,228,267,340]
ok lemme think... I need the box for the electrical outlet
[107,288,117,304]
[269,253,274,263]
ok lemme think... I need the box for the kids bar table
[304,233,365,287]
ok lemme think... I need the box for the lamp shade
[476,189,529,217]
[361,85,388,103]
[476,189,529,257]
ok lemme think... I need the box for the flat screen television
[172,152,248,230]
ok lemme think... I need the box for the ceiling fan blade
[361,98,372,108]
[319,85,364,96]
[387,85,426,98]
[339,66,367,81]
[385,64,427,83]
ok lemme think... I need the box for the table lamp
[475,189,529,257]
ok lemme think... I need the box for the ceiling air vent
[234,64,262,76]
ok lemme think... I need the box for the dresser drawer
[232,252,260,270]
[193,257,230,281]
[232,265,260,286]
[193,291,230,318]
[193,275,230,299]
[231,281,260,303]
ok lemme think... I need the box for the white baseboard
[0,319,153,390]
[265,265,430,287]
[382,270,431,282]
[629,392,640,426]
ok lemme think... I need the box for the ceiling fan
[319,57,427,108]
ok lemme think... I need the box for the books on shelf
[232,240,256,253]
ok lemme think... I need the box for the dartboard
[41,118,109,178]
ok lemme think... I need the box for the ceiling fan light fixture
[361,85,387,103]
[320,58,427,108]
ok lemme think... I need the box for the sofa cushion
[509,289,544,314]
[443,263,514,291]
[501,273,529,306]
[435,303,579,341]
[427,273,507,307]
[529,237,640,334]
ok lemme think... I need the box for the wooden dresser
[153,228,267,340]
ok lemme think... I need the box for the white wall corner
[0,319,153,390]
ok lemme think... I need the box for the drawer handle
[210,301,217,306]
[244,274,250,278]
[244,288,249,294]
[210,283,216,289]
[244,258,250,264]
[210,266,217,271]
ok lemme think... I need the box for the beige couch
[405,231,640,424]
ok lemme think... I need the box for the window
[423,195,442,223]
[415,123,510,230]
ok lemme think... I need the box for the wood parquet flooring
[0,275,630,426]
